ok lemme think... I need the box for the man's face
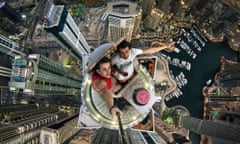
[119,46,130,60]
[96,62,111,78]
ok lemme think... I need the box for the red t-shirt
[92,72,112,93]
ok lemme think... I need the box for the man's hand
[111,107,123,120]
[111,65,128,77]
[111,69,119,78]
[166,41,175,48]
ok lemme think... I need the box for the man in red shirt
[92,57,123,119]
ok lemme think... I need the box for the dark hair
[117,40,131,52]
[94,57,110,70]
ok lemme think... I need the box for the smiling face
[119,46,130,60]
[96,62,112,78]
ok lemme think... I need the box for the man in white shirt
[111,40,175,83]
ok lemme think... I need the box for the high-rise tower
[132,9,142,36]
[0,33,25,57]
[0,2,22,24]
[182,116,240,143]
[140,0,155,18]
[155,0,172,13]
[219,60,240,87]
[43,1,90,60]
[8,54,81,96]
[106,1,139,42]
[144,8,164,31]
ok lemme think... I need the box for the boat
[206,79,212,85]
[174,47,181,53]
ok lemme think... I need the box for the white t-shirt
[111,48,143,80]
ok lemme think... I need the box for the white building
[106,1,139,42]
[43,1,90,60]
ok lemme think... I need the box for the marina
[160,53,191,71]
[161,26,208,102]
[161,25,238,143]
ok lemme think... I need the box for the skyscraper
[182,116,240,143]
[106,1,139,42]
[155,0,172,13]
[219,61,240,87]
[8,54,81,96]
[132,9,142,36]
[0,1,22,24]
[140,0,155,18]
[0,104,61,143]
[144,8,164,31]
[40,114,79,144]
[91,128,167,144]
[0,33,25,57]
[43,1,90,60]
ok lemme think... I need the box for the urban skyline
[0,0,240,144]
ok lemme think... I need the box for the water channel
[162,28,238,143]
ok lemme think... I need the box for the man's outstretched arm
[142,41,175,55]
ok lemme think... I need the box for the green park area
[161,107,179,127]
[62,55,76,69]
[68,4,86,21]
